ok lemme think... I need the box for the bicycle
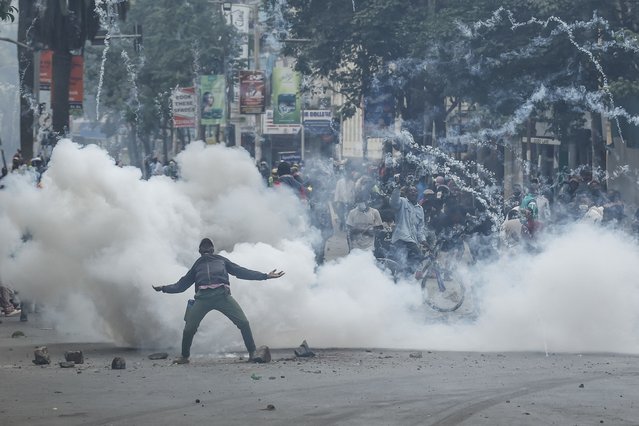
[373,227,467,313]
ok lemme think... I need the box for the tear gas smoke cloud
[1,141,638,355]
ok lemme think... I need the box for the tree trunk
[128,123,140,170]
[433,97,447,143]
[51,49,72,137]
[17,0,35,160]
[590,111,605,173]
[162,122,168,162]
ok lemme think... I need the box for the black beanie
[199,238,214,254]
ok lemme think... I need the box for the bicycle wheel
[421,264,466,312]
[375,257,401,282]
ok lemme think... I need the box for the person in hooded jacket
[274,161,307,199]
[153,238,284,364]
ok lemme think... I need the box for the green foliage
[278,0,639,142]
[85,0,236,141]
[0,0,17,22]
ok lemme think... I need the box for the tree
[0,0,17,22]
[276,0,639,176]
[83,0,235,168]
[16,1,128,160]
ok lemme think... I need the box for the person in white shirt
[346,194,383,252]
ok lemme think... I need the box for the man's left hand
[266,269,285,279]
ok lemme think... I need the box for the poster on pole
[239,71,265,114]
[271,67,301,125]
[199,75,226,126]
[69,55,84,111]
[171,87,196,128]
[39,50,53,91]
[224,4,250,59]
[38,50,54,137]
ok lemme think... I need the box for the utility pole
[17,0,36,161]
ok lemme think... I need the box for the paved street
[1,314,639,425]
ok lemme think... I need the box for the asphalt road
[2,304,639,426]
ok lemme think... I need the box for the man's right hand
[152,285,164,292]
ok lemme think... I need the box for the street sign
[524,137,561,146]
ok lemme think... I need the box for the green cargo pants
[182,287,256,358]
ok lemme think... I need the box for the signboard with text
[199,75,226,126]
[303,109,332,134]
[224,4,250,59]
[39,50,53,91]
[69,55,84,111]
[239,71,265,114]
[271,67,301,124]
[263,109,301,135]
[171,87,196,128]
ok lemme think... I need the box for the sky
[1,140,638,356]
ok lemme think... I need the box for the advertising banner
[171,87,196,128]
[39,50,53,91]
[303,109,332,134]
[38,50,53,136]
[224,4,250,59]
[262,109,301,135]
[271,67,301,125]
[239,71,265,114]
[199,75,226,126]
[69,55,84,110]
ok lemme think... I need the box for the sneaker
[247,351,255,363]
[172,357,190,365]
[4,309,21,317]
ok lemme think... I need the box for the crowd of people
[259,143,639,276]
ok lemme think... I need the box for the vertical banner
[224,4,251,60]
[69,55,84,111]
[39,50,53,91]
[271,67,301,124]
[199,75,226,126]
[239,71,265,114]
[171,87,196,128]
[38,50,54,141]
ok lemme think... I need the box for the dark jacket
[275,174,307,199]
[162,253,267,294]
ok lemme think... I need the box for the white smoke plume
[1,140,638,355]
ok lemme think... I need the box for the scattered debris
[111,357,126,370]
[294,340,315,358]
[65,351,84,364]
[252,346,271,363]
[250,373,262,380]
[11,330,25,338]
[268,376,276,380]
[59,361,75,368]
[409,352,423,359]
[265,404,275,411]
[148,352,169,360]
[33,347,50,365]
